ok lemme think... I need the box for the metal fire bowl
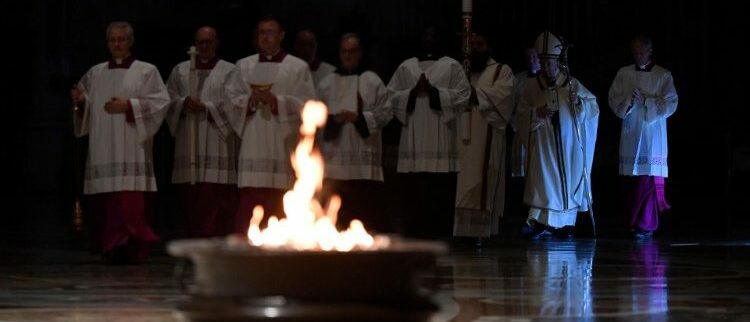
[167,237,447,302]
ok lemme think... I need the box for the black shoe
[633,229,653,240]
[528,226,553,240]
[553,226,575,240]
[520,223,535,237]
[102,246,129,265]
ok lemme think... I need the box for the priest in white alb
[516,31,599,240]
[608,36,677,239]
[70,21,169,264]
[454,33,514,239]
[387,27,471,239]
[165,26,239,238]
[511,47,541,178]
[224,17,316,233]
[316,33,393,232]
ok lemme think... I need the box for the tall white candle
[462,0,472,13]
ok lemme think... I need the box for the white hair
[106,21,134,42]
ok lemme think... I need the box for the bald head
[294,29,318,63]
[194,26,219,60]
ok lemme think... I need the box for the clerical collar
[635,61,654,72]
[309,58,321,71]
[259,50,287,63]
[417,53,439,61]
[196,56,219,70]
[108,55,135,69]
[527,70,540,78]
[334,65,366,76]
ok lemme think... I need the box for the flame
[247,100,389,251]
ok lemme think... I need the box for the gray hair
[106,21,134,42]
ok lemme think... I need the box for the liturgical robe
[73,57,169,261]
[454,58,514,237]
[224,51,316,190]
[165,57,239,237]
[387,56,471,173]
[510,70,538,177]
[608,63,677,177]
[517,73,599,228]
[609,62,677,232]
[311,60,336,88]
[316,70,392,181]
[166,58,238,184]
[74,58,170,194]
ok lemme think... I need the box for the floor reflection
[526,241,594,317]
[2,239,750,321]
[627,241,668,318]
[441,239,750,322]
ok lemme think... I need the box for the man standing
[316,33,393,232]
[294,29,336,87]
[165,26,238,238]
[508,47,541,234]
[608,36,677,239]
[70,21,169,264]
[387,27,471,239]
[225,17,316,232]
[454,33,514,239]
[517,31,599,239]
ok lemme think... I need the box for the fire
[247,100,389,251]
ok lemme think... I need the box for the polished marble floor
[1,238,749,321]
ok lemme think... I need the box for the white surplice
[517,73,599,228]
[224,53,316,189]
[316,70,393,181]
[608,64,677,177]
[74,60,170,194]
[387,56,471,173]
[454,58,514,237]
[166,59,238,184]
[510,70,537,177]
[311,61,336,88]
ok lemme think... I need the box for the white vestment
[608,64,677,177]
[311,61,336,88]
[510,70,537,177]
[317,70,393,181]
[166,59,238,184]
[74,60,170,194]
[387,56,471,173]
[225,53,316,189]
[454,59,514,237]
[517,73,599,228]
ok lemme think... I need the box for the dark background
[4,0,747,246]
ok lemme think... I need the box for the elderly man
[225,17,316,233]
[454,33,514,240]
[70,21,170,264]
[294,29,335,87]
[316,33,393,232]
[387,27,471,239]
[165,26,238,238]
[516,31,599,240]
[608,36,677,239]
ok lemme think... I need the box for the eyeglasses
[258,29,280,37]
[195,39,216,46]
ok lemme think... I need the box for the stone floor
[1,238,749,321]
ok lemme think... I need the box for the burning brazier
[168,236,445,302]
[168,101,447,321]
